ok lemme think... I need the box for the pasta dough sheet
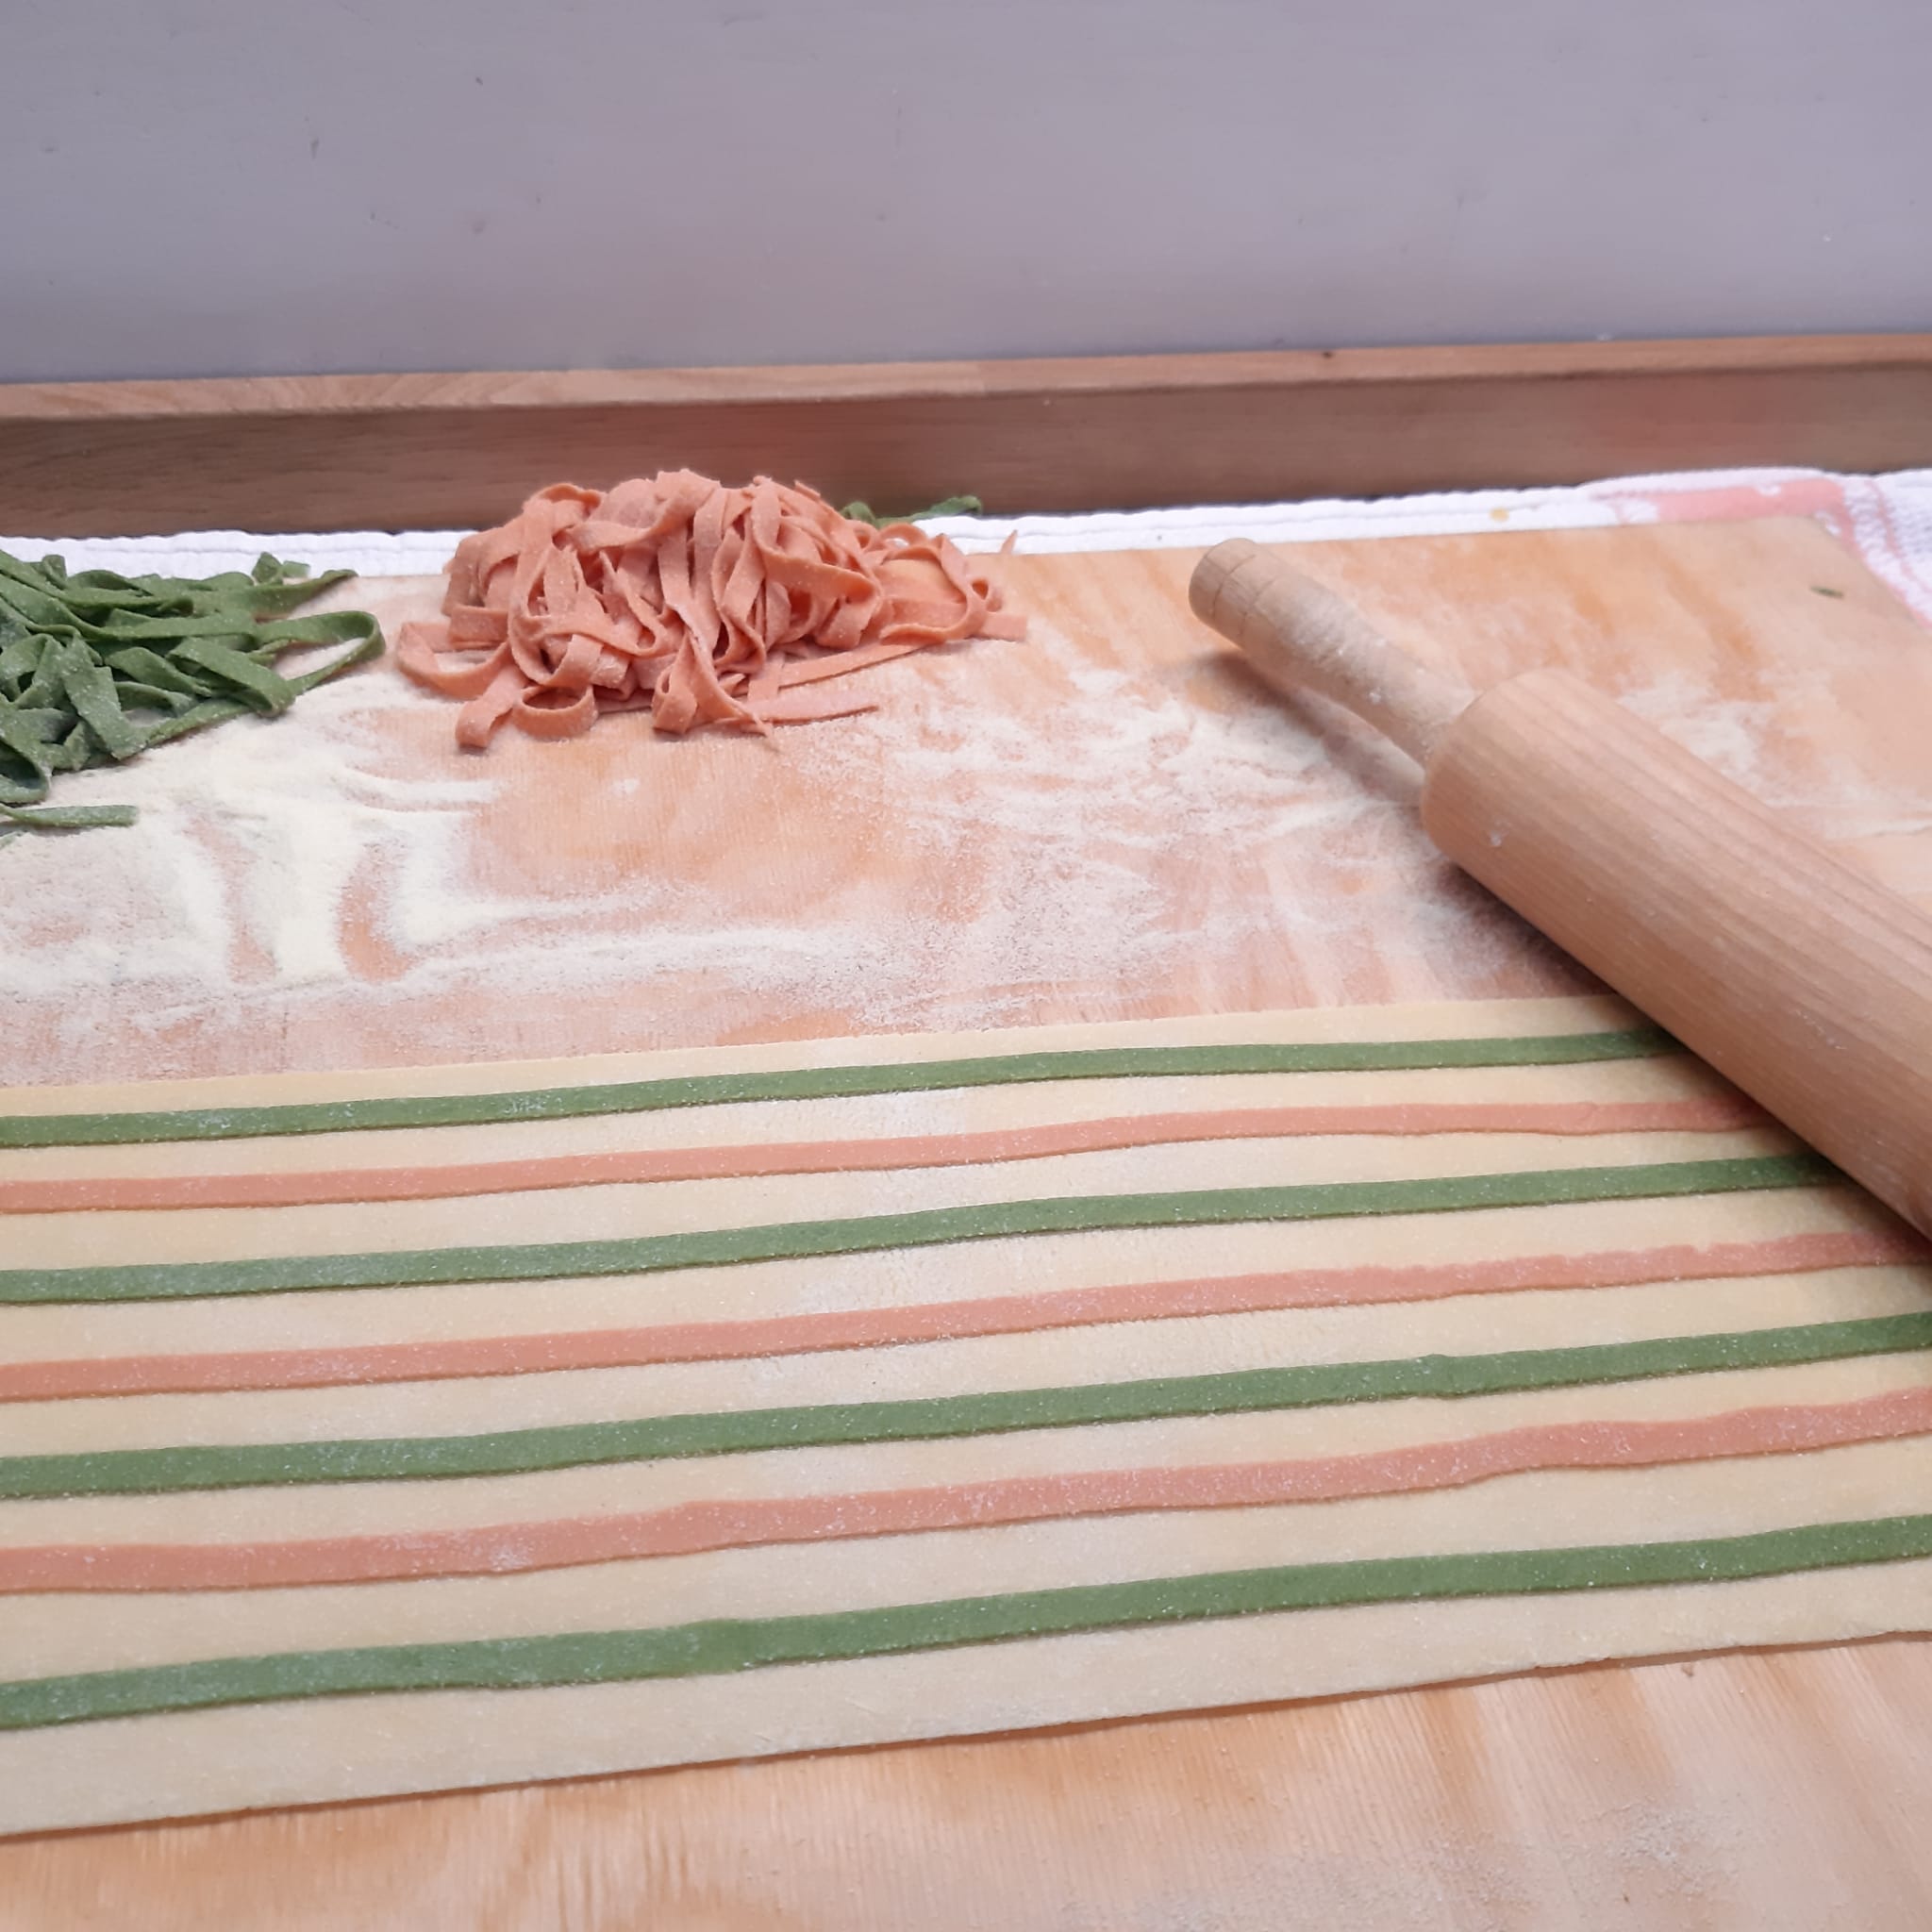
[1,995,1927,1836]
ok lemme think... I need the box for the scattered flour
[1620,671,1932,835]
[6,575,1922,1088]
[0,607,1526,1083]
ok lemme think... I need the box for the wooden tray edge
[5,334,1929,536]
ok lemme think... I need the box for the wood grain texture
[12,1647,1932,1930]
[5,515,1932,1926]
[1424,672,1932,1237]
[1191,539,1473,760]
[4,335,1932,537]
[1185,542,1932,1236]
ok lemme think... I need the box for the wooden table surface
[8,515,1932,1927]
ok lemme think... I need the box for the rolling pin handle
[1188,539,1932,1241]
[1190,539,1471,763]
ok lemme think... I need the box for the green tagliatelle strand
[0,1154,1828,1305]
[7,1513,1932,1730]
[0,1027,1677,1148]
[0,547,384,838]
[840,495,984,527]
[1,1307,1920,1501]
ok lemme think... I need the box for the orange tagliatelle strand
[0,1095,1767,1216]
[396,475,1026,745]
[2,1229,1915,1405]
[9,1384,1932,1592]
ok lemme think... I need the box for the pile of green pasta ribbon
[0,548,382,846]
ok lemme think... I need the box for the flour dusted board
[5,519,1927,1096]
[4,519,1932,1922]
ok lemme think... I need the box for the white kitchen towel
[6,467,1931,624]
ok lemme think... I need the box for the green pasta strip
[5,1305,1917,1500]
[0,1154,1825,1305]
[6,1512,1931,1731]
[167,637,298,713]
[56,641,147,758]
[0,802,140,832]
[0,1026,1676,1148]
[0,546,382,827]
[840,495,984,526]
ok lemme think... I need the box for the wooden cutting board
[8,515,1932,1927]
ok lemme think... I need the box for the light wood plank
[3,336,1930,535]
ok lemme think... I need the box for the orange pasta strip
[10,1386,1931,1593]
[775,641,926,687]
[0,1095,1767,1216]
[2,1231,1914,1405]
[398,475,1024,746]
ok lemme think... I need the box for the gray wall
[6,0,1926,383]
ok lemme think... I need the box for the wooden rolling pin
[1190,538,1932,1240]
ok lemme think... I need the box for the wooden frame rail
[2,335,1928,536]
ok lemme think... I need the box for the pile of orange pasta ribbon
[397,474,1025,746]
